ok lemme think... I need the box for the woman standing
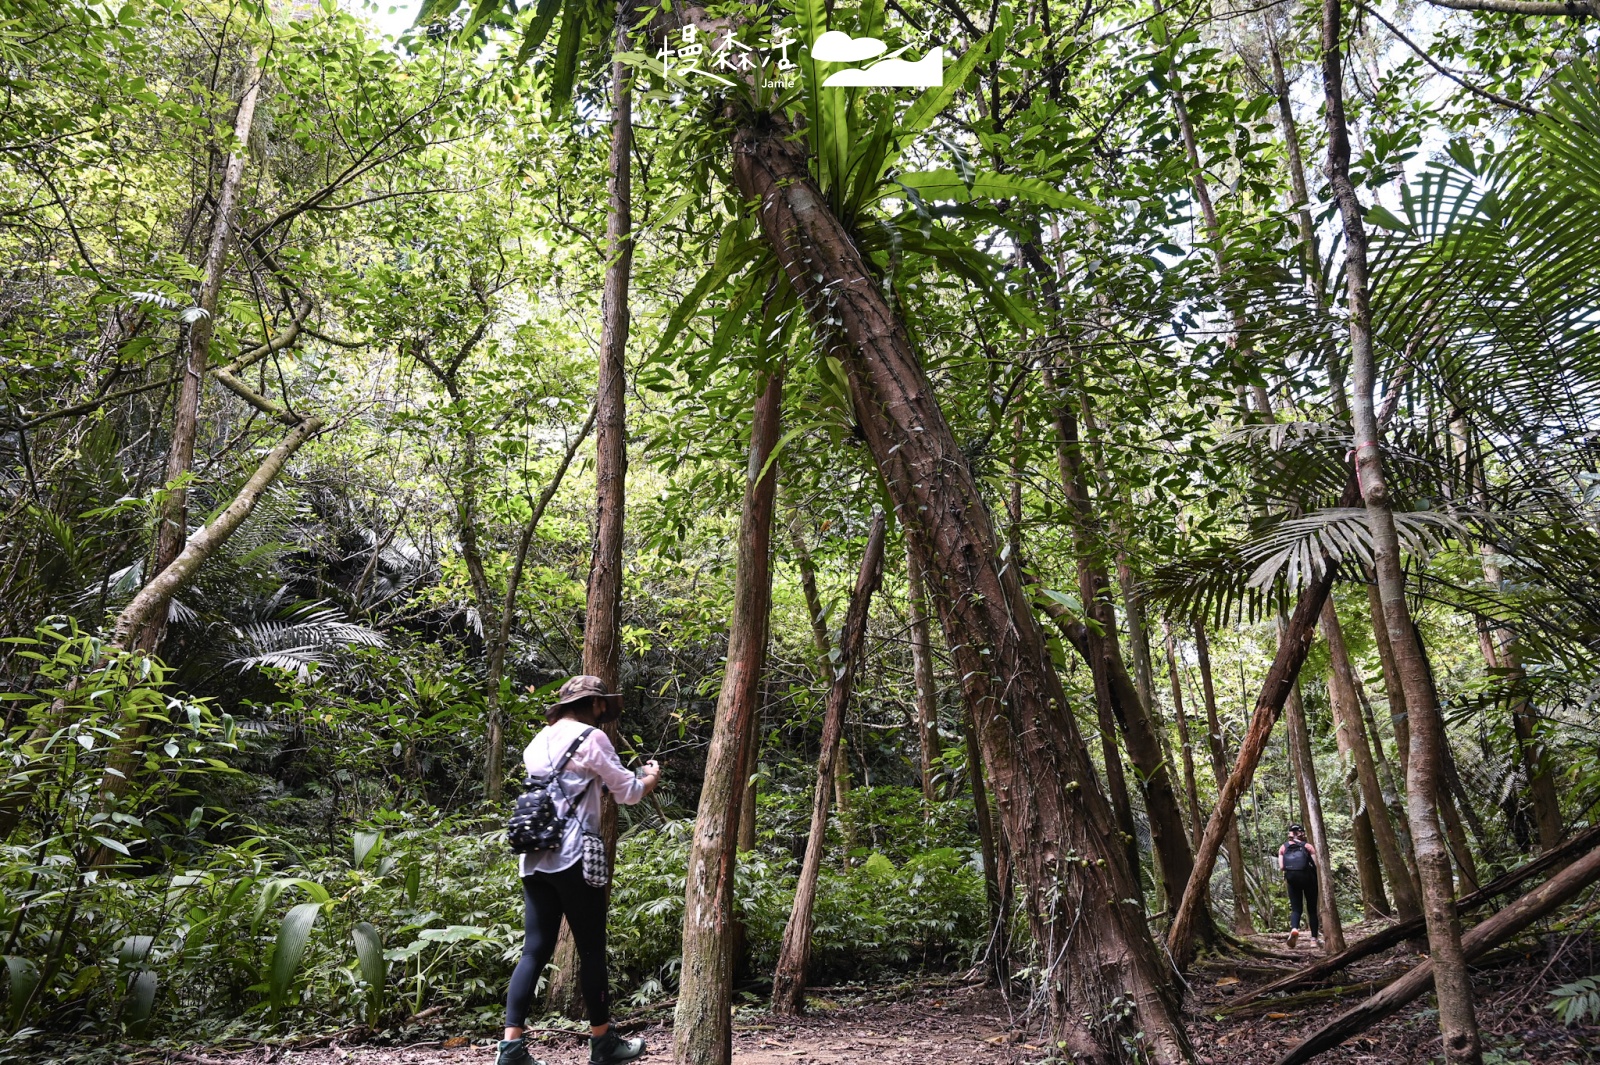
[499,675,662,1065]
[1277,823,1320,947]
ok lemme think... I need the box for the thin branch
[1423,0,1595,13]
[1359,3,1540,117]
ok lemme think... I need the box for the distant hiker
[500,675,662,1065]
[1278,823,1320,947]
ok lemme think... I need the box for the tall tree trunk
[96,50,266,824]
[1355,669,1414,863]
[544,11,635,1012]
[1268,33,1325,303]
[1282,671,1346,950]
[133,48,264,654]
[1478,589,1562,850]
[1036,359,1192,922]
[789,512,855,860]
[1322,596,1419,918]
[672,362,782,1065]
[1453,422,1560,847]
[1323,614,1391,922]
[771,512,887,1014]
[906,541,943,803]
[583,0,634,698]
[1194,622,1254,934]
[1168,546,1347,969]
[730,110,1189,1062]
[1323,0,1481,1054]
[1164,621,1204,848]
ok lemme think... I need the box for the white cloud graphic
[811,30,887,63]
[822,47,944,88]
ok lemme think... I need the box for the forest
[2,0,1599,1061]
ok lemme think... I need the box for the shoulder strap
[552,727,595,777]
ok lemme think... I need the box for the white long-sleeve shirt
[518,718,646,877]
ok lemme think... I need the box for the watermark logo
[655,24,944,90]
[812,30,944,88]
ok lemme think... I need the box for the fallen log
[1276,835,1600,1064]
[1235,822,1600,1007]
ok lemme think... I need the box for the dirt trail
[101,926,1600,1065]
[152,985,1032,1065]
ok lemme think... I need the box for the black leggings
[1285,869,1319,937]
[505,864,610,1027]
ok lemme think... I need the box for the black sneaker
[496,1038,544,1065]
[590,1029,646,1064]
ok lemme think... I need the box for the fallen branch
[1277,836,1600,1064]
[1235,822,1600,1006]
[1221,978,1390,1018]
[111,415,324,647]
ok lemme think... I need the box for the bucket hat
[541,674,623,724]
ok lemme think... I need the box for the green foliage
[1549,975,1600,1028]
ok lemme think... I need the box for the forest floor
[69,924,1600,1065]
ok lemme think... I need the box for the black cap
[1289,823,1304,833]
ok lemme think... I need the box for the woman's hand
[639,759,663,795]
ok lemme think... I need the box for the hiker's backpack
[507,727,594,854]
[1282,839,1311,872]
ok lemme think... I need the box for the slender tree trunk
[1476,583,1562,850]
[1323,0,1481,1054]
[1164,621,1204,848]
[1365,574,1412,781]
[1168,544,1348,969]
[1324,614,1394,921]
[738,696,760,853]
[1195,622,1254,933]
[1323,597,1419,918]
[790,511,833,668]
[97,51,269,823]
[906,541,942,803]
[833,737,854,864]
[1119,555,1160,721]
[1282,669,1346,950]
[544,13,635,1011]
[1455,420,1562,849]
[1355,670,1414,864]
[730,109,1189,1062]
[673,362,782,1065]
[771,512,887,1014]
[1036,360,1191,922]
[964,699,1011,988]
[484,407,596,800]
[133,49,264,655]
[583,0,633,698]
[1269,34,1325,303]
[113,419,321,650]
[789,512,854,859]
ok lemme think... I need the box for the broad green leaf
[269,902,323,1022]
[515,0,565,65]
[352,829,383,870]
[4,956,40,1029]
[884,34,992,174]
[548,0,588,115]
[417,924,487,943]
[126,970,158,1036]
